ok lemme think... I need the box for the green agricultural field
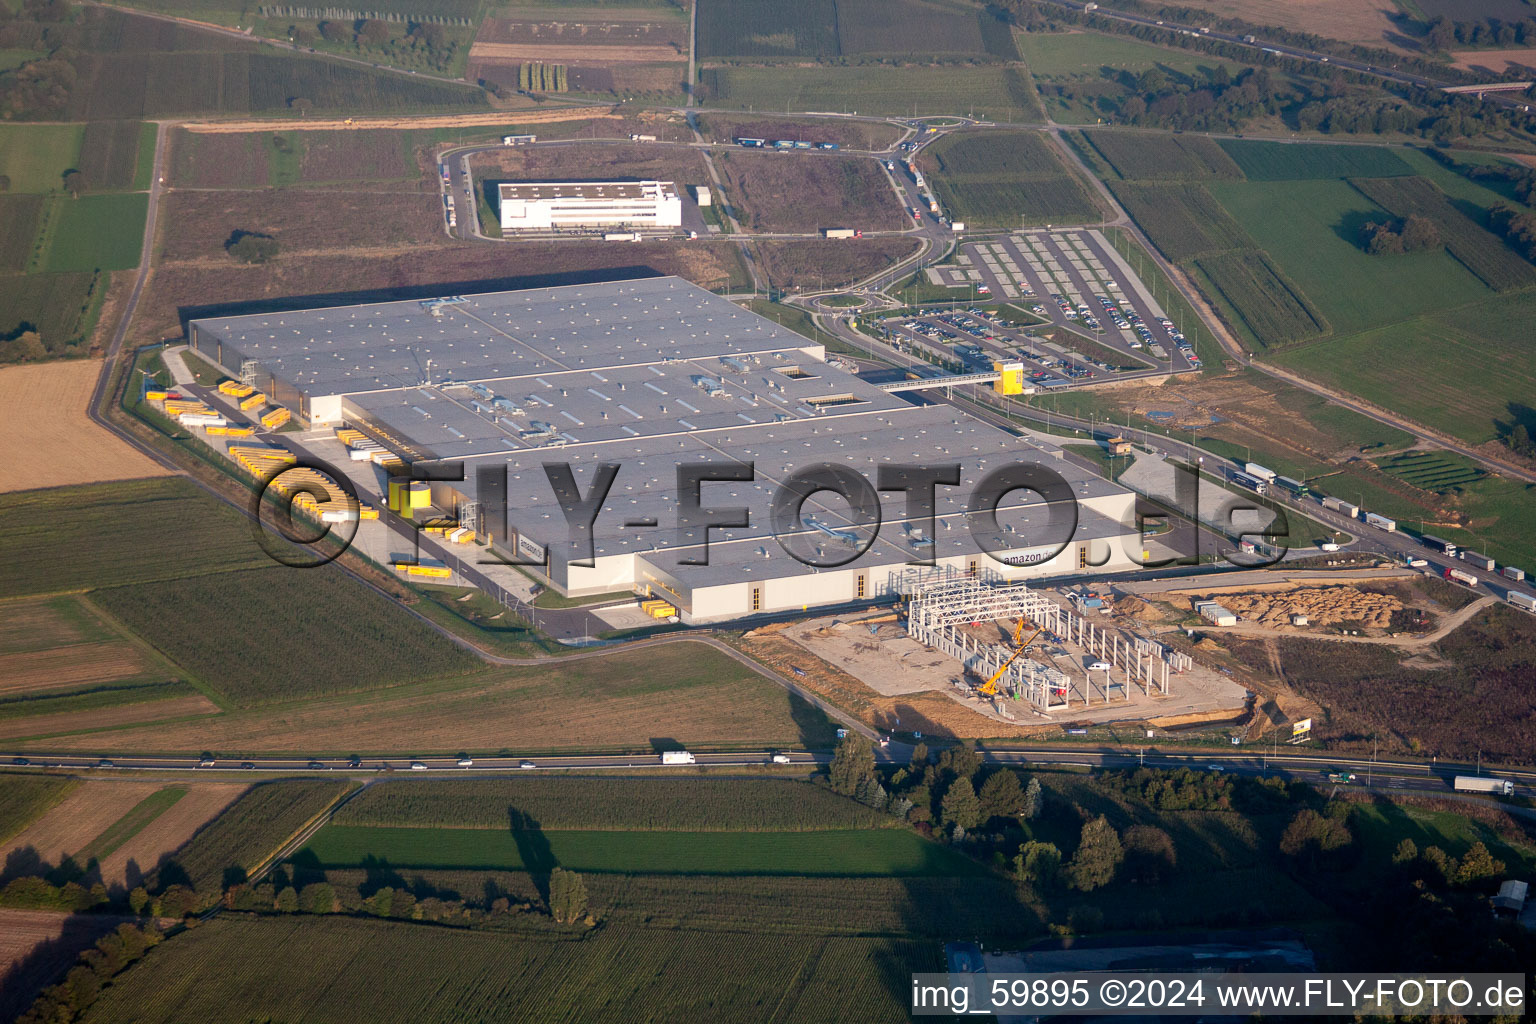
[1348,175,1536,293]
[696,0,838,57]
[1208,178,1491,339]
[921,131,1100,227]
[700,64,1044,122]
[0,195,44,274]
[1378,451,1485,492]
[163,779,353,897]
[38,193,149,273]
[91,564,482,706]
[1194,249,1327,346]
[1109,182,1253,261]
[1215,139,1413,181]
[0,773,78,843]
[0,479,270,598]
[0,124,83,193]
[76,121,151,191]
[1085,130,1243,182]
[299,823,984,876]
[65,43,489,120]
[1018,30,1244,78]
[0,271,104,358]
[333,777,895,832]
[1273,288,1536,448]
[79,915,928,1024]
[697,0,1010,59]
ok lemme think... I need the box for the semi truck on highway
[1454,775,1513,796]
[1243,462,1277,483]
[1444,566,1478,588]
[1364,512,1396,532]
[1461,551,1496,571]
[1509,591,1536,612]
[1422,534,1458,557]
[1229,470,1268,495]
[661,750,696,765]
[1321,495,1358,517]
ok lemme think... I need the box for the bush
[226,230,279,264]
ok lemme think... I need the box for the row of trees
[18,922,162,1024]
[1422,15,1536,53]
[304,17,455,70]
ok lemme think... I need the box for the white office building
[497,180,683,232]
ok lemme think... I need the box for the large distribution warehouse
[187,278,1145,623]
[497,180,683,232]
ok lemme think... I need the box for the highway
[6,746,1531,807]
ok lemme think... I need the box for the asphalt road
[7,747,1531,809]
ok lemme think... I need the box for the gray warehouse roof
[190,278,813,400]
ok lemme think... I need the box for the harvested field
[474,10,685,63]
[297,130,416,182]
[746,237,920,290]
[694,114,902,151]
[0,360,171,492]
[169,129,272,188]
[130,242,750,346]
[716,151,904,233]
[1450,48,1536,72]
[0,693,221,743]
[1157,0,1409,51]
[0,596,101,655]
[97,783,247,885]
[157,190,445,262]
[469,141,709,189]
[0,642,154,697]
[28,641,837,756]
[0,910,137,1024]
[2,781,164,866]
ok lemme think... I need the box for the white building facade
[498,180,683,232]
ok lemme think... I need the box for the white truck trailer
[1454,775,1513,796]
[660,750,696,765]
[1321,495,1359,517]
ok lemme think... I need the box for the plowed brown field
[0,693,220,742]
[97,783,247,884]
[2,781,163,864]
[0,360,170,493]
[0,642,150,696]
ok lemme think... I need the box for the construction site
[778,570,1248,729]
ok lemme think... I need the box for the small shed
[1106,435,1133,456]
[1290,612,1310,626]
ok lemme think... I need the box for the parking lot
[927,230,1201,378]
[874,301,1176,391]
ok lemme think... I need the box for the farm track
[184,107,616,134]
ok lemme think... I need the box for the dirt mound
[1114,595,1169,622]
[1222,586,1401,630]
